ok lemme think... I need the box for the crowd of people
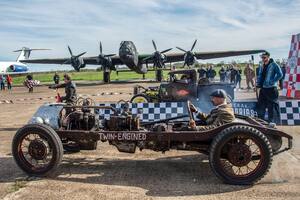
[0,74,13,91]
[197,60,286,92]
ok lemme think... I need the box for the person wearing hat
[189,89,235,130]
[256,51,282,123]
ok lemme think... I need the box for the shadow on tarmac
[54,154,250,197]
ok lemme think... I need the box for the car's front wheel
[12,124,63,176]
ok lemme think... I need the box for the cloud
[0,0,299,64]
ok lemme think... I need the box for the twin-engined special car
[12,98,292,185]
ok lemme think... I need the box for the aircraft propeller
[176,39,197,67]
[63,46,86,71]
[143,40,172,69]
[97,41,116,71]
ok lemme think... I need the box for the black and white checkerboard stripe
[280,100,300,125]
[97,100,300,125]
[97,102,185,121]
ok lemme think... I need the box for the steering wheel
[187,100,195,121]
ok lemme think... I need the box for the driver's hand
[189,119,196,130]
[189,104,198,113]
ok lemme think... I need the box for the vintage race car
[131,69,237,114]
[12,98,292,185]
[131,69,235,103]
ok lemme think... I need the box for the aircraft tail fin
[14,47,51,62]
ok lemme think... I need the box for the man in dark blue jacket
[256,51,283,123]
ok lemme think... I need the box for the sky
[0,0,299,71]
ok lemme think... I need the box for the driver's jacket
[195,103,235,130]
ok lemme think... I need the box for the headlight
[269,123,276,128]
[34,117,44,124]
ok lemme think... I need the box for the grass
[11,70,159,85]
[11,64,252,85]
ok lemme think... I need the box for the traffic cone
[287,86,292,98]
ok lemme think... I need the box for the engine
[105,112,141,153]
[60,103,99,150]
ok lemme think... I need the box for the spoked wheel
[12,124,63,176]
[76,97,95,106]
[130,94,150,103]
[209,125,273,185]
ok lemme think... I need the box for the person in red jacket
[6,75,12,90]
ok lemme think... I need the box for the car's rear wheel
[130,94,150,103]
[209,125,272,185]
[12,124,63,176]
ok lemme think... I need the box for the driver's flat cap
[210,89,227,98]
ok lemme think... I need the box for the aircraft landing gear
[103,70,111,83]
[156,69,163,82]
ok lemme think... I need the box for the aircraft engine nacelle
[184,52,196,66]
[8,64,28,72]
[71,57,86,71]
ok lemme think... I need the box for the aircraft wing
[20,55,124,66]
[0,71,30,75]
[157,49,266,63]
[82,56,124,65]
[20,58,71,65]
[194,49,265,59]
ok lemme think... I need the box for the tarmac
[0,83,299,200]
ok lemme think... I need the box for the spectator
[230,65,237,84]
[279,61,286,90]
[197,66,207,79]
[244,64,255,90]
[171,65,176,71]
[53,72,60,84]
[0,75,6,90]
[225,66,231,83]
[219,66,226,82]
[235,66,242,90]
[6,75,12,90]
[256,51,283,123]
[207,65,216,82]
[25,74,34,93]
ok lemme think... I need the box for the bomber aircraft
[21,40,265,83]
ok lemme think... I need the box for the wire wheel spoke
[221,136,263,177]
[20,133,53,169]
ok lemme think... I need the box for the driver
[189,89,235,130]
[178,74,192,84]
[49,73,77,104]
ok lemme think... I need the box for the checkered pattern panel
[279,100,300,125]
[97,102,185,122]
[95,100,300,125]
[283,33,300,98]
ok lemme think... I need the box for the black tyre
[12,124,63,176]
[133,86,139,95]
[156,69,163,82]
[209,125,273,185]
[103,71,110,83]
[130,94,150,103]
